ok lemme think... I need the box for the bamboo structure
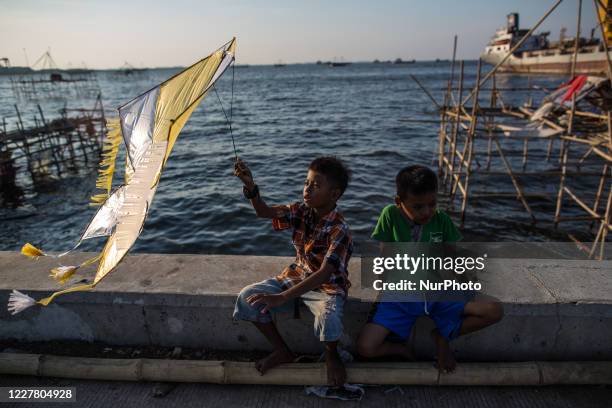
[9,71,101,101]
[8,51,101,101]
[410,0,611,259]
[0,353,611,386]
[0,94,106,202]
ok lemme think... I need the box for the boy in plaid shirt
[233,156,353,386]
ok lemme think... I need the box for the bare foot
[326,350,347,387]
[255,348,296,375]
[431,330,456,373]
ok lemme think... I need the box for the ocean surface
[0,62,603,256]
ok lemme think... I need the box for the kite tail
[10,254,100,314]
[21,243,46,258]
[48,253,101,285]
[21,241,82,260]
[7,284,96,315]
[91,118,122,206]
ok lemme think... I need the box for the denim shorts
[233,278,344,342]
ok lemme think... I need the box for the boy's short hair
[396,165,438,199]
[309,156,351,196]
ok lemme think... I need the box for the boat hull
[480,50,612,76]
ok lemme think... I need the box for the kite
[8,38,237,315]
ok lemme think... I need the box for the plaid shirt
[272,202,353,297]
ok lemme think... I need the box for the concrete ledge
[1,252,611,360]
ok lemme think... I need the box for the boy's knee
[357,335,378,358]
[237,286,251,301]
[485,302,504,324]
[237,283,262,302]
[235,284,263,314]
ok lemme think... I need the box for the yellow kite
[9,38,237,314]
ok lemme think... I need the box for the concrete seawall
[0,252,611,360]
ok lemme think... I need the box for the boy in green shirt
[357,165,503,373]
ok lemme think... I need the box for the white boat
[480,11,612,76]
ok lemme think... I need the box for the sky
[0,0,596,69]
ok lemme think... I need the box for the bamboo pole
[592,164,609,224]
[608,111,612,150]
[486,74,497,170]
[558,215,600,221]
[563,186,611,227]
[526,74,533,107]
[442,156,467,196]
[554,141,570,228]
[588,220,605,258]
[522,138,529,170]
[597,182,611,259]
[493,136,537,223]
[568,233,596,255]
[446,61,465,190]
[450,60,481,200]
[594,0,612,82]
[578,147,594,167]
[447,35,458,108]
[560,135,609,147]
[437,102,448,173]
[36,104,63,176]
[574,110,608,120]
[459,60,483,226]
[571,0,582,79]
[592,146,612,161]
[410,75,441,109]
[433,64,451,173]
[503,108,529,119]
[1,353,611,386]
[442,110,471,124]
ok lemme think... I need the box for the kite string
[213,63,238,161]
[230,61,235,125]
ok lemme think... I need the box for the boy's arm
[247,262,336,312]
[234,157,289,219]
[280,262,336,299]
[248,226,350,311]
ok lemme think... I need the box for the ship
[480,8,612,76]
[328,57,351,67]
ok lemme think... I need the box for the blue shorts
[371,300,465,341]
[233,278,345,342]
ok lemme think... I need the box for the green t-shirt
[371,204,462,243]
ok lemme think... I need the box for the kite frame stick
[117,38,236,111]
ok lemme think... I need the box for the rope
[213,61,238,161]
